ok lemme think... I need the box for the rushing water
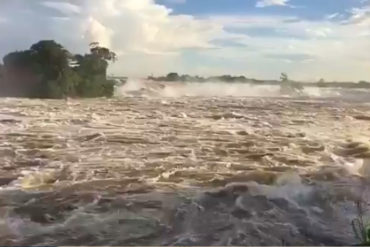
[0,82,370,246]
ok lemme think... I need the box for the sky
[0,0,369,81]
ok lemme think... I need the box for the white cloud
[0,0,369,81]
[305,27,332,38]
[73,0,220,53]
[84,17,113,48]
[41,1,81,14]
[0,0,221,77]
[191,13,370,81]
[325,13,340,20]
[256,0,289,8]
[345,5,370,25]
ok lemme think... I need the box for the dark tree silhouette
[280,73,288,82]
[0,40,117,98]
[89,42,117,62]
[166,72,180,81]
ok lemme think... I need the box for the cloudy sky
[0,0,369,81]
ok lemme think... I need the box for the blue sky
[0,0,369,81]
[156,0,370,81]
[158,0,364,20]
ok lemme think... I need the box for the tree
[30,40,71,79]
[0,63,3,79]
[0,63,3,95]
[73,42,117,97]
[0,40,117,98]
[166,72,180,81]
[359,81,370,88]
[75,54,108,78]
[89,42,117,62]
[180,74,192,82]
[2,50,43,97]
[318,78,325,88]
[280,73,289,82]
[3,50,39,69]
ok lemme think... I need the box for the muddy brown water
[0,88,370,245]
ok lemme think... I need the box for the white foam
[116,80,282,98]
[247,173,312,201]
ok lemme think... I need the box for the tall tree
[30,40,71,81]
[89,42,117,62]
[280,73,289,82]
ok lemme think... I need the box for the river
[0,82,369,245]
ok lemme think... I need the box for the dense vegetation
[148,73,253,83]
[148,72,370,89]
[0,41,116,98]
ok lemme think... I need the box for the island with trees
[0,40,116,98]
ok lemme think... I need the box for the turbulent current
[0,81,370,246]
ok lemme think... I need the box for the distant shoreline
[109,75,370,89]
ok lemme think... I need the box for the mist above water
[116,79,364,100]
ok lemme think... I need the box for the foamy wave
[116,79,282,98]
[114,79,366,99]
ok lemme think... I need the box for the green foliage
[0,63,3,95]
[3,50,41,73]
[89,42,117,62]
[352,201,370,246]
[359,81,370,87]
[0,63,3,78]
[77,76,115,98]
[75,54,109,78]
[280,73,288,82]
[166,72,180,81]
[149,73,251,83]
[44,80,64,99]
[30,40,70,81]
[0,40,116,99]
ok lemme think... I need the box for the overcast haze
[0,0,369,81]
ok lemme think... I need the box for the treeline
[0,40,116,98]
[148,73,370,89]
[316,80,370,89]
[148,73,256,83]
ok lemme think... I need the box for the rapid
[0,81,369,246]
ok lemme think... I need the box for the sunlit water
[0,82,370,246]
